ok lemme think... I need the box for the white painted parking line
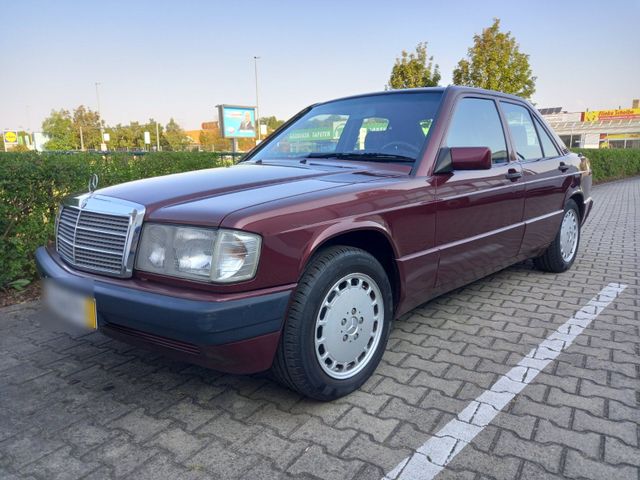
[383,282,628,480]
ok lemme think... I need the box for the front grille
[56,205,132,275]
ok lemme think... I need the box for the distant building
[540,100,640,149]
[184,121,220,146]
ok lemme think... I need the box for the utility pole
[155,121,161,151]
[79,126,85,151]
[253,56,261,142]
[26,105,34,149]
[95,82,105,150]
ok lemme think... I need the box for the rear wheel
[272,246,393,401]
[534,199,581,273]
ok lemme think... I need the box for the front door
[435,96,525,289]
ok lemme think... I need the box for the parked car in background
[37,86,592,400]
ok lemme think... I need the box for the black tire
[272,246,393,401]
[534,199,581,273]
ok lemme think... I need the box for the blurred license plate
[44,281,97,330]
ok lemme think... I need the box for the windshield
[250,92,442,163]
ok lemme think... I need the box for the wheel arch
[568,190,585,221]
[301,226,401,312]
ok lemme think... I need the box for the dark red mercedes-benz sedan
[37,86,592,400]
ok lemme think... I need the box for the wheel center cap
[346,317,359,335]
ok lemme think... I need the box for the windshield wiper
[306,152,415,162]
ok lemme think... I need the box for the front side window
[445,98,508,164]
[251,92,442,163]
[501,102,543,161]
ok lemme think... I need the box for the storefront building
[540,100,640,149]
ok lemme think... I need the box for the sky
[1,0,639,131]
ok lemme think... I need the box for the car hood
[97,162,401,227]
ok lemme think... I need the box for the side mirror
[434,147,492,173]
[451,147,492,170]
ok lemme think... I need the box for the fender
[298,219,400,275]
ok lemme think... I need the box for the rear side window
[534,117,560,158]
[445,98,508,164]
[501,102,543,161]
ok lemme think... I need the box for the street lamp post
[95,82,105,150]
[253,56,261,142]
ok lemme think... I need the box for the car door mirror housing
[434,147,492,173]
[451,147,492,170]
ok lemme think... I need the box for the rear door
[499,101,568,256]
[435,96,525,289]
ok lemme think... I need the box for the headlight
[135,224,261,283]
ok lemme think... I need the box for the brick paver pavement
[1,177,638,480]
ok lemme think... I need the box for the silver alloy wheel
[560,209,579,262]
[314,273,384,380]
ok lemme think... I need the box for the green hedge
[1,149,639,290]
[0,152,235,289]
[573,148,640,183]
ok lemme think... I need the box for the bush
[573,148,640,183]
[0,151,235,288]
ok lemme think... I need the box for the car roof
[316,85,528,106]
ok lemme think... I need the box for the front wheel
[272,246,393,401]
[534,199,581,273]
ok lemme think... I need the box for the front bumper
[35,246,292,374]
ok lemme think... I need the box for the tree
[73,105,103,150]
[105,119,163,151]
[199,129,217,150]
[42,109,76,150]
[42,106,104,150]
[388,42,441,89]
[261,116,285,133]
[452,18,536,99]
[107,122,142,150]
[164,118,189,151]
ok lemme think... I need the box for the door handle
[505,169,522,180]
[558,162,569,172]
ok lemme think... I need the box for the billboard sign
[217,105,256,138]
[3,130,18,145]
[582,108,640,122]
